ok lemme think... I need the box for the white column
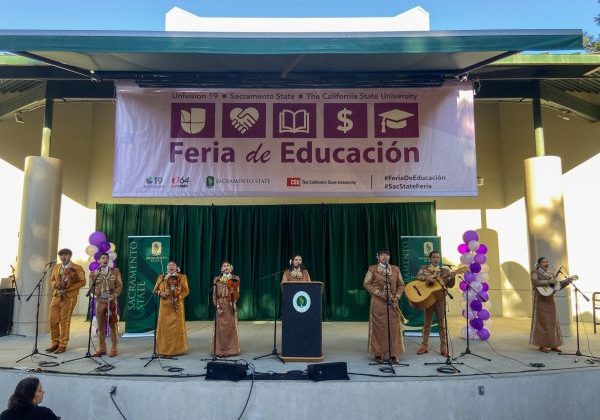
[13,156,62,336]
[524,156,572,337]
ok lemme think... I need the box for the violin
[166,273,181,311]
[226,277,239,311]
[109,299,118,325]
[59,267,76,299]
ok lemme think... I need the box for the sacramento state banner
[399,236,442,335]
[124,236,170,334]
[114,82,477,197]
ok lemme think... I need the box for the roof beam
[540,82,600,122]
[0,81,46,119]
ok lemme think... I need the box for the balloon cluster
[458,230,491,341]
[85,231,117,271]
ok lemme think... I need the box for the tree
[584,1,600,52]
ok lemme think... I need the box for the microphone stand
[425,276,463,373]
[201,280,219,362]
[453,279,491,362]
[370,265,408,372]
[62,274,102,366]
[16,262,57,363]
[558,271,600,362]
[141,276,177,367]
[254,269,286,363]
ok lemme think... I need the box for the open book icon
[279,109,310,134]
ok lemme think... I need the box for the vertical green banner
[125,236,170,334]
[399,236,441,335]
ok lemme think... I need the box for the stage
[1,316,599,419]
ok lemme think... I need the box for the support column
[13,157,62,335]
[524,156,572,337]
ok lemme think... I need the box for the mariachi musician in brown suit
[89,253,123,357]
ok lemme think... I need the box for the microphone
[46,260,56,267]
[556,266,564,277]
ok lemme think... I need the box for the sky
[0,0,597,35]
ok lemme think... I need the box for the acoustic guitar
[536,275,578,297]
[405,266,468,310]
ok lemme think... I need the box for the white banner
[114,82,477,197]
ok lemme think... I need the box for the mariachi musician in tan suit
[281,254,312,283]
[89,253,123,357]
[363,249,405,363]
[530,257,563,353]
[415,250,456,357]
[153,261,190,356]
[211,260,240,357]
[45,248,86,354]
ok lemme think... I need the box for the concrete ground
[1,317,599,419]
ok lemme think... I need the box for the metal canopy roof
[0,29,583,79]
[2,29,597,121]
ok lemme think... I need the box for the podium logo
[292,291,311,313]
[151,241,162,256]
[423,241,434,256]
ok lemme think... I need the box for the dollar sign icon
[336,108,353,133]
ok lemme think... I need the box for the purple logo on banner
[323,103,368,138]
[171,103,215,138]
[273,103,316,138]
[374,103,419,138]
[222,103,266,138]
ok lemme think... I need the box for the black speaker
[0,289,15,336]
[307,362,349,381]
[205,361,247,381]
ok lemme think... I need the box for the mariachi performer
[90,253,122,357]
[153,261,190,356]
[46,248,86,354]
[363,249,405,363]
[211,260,240,357]
[281,254,312,283]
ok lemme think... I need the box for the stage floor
[2,317,600,420]
[2,316,600,377]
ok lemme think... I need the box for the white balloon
[468,240,480,252]
[108,260,115,268]
[476,272,489,282]
[461,326,478,340]
[109,242,116,252]
[470,280,483,292]
[87,256,95,263]
[108,252,117,261]
[483,300,493,309]
[480,264,490,273]
[85,245,98,256]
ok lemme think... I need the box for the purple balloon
[476,244,488,255]
[477,328,490,340]
[482,283,490,292]
[464,272,475,282]
[462,230,479,244]
[479,291,489,301]
[459,281,468,292]
[470,262,482,273]
[470,300,483,311]
[98,241,111,253]
[93,251,103,261]
[457,243,469,254]
[478,309,491,320]
[474,254,487,264]
[470,318,484,330]
[89,231,107,246]
[89,261,100,271]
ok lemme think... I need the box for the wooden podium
[280,281,324,362]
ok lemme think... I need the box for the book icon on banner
[378,109,414,134]
[180,108,206,134]
[279,109,310,134]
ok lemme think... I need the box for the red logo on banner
[287,177,301,187]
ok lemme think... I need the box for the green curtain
[97,202,437,321]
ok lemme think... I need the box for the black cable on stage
[236,359,255,420]
[109,387,127,420]
[38,361,60,368]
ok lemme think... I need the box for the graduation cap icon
[378,109,414,133]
